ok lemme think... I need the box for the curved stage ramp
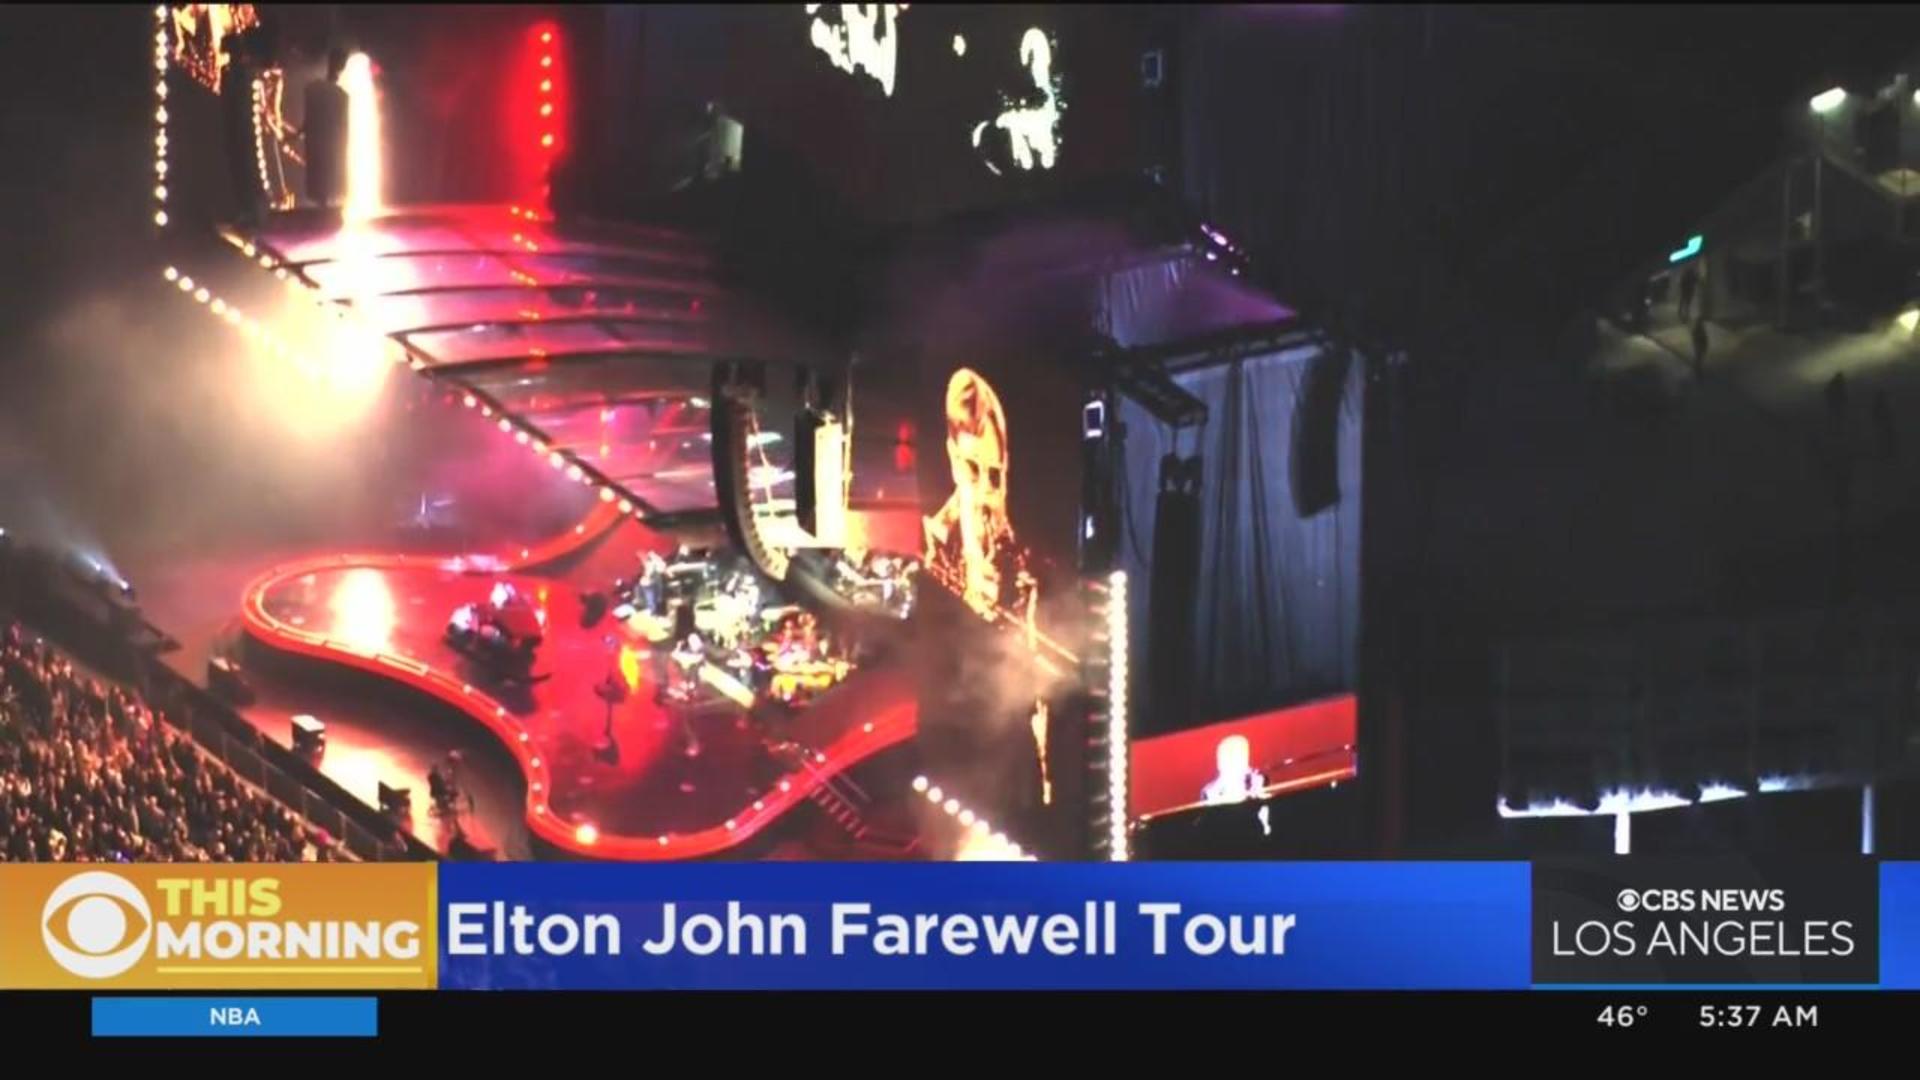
[240,504,917,860]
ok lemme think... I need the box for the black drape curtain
[1178,8,1436,342]
[1175,6,1749,346]
[1116,342,1363,735]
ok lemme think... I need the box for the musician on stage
[637,550,667,615]
[667,631,705,703]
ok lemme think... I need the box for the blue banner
[91,998,378,1038]
[1882,863,1920,989]
[436,862,1529,990]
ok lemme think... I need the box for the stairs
[808,782,871,841]
[802,761,920,856]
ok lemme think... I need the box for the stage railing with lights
[910,775,1034,860]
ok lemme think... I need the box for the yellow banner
[0,863,436,989]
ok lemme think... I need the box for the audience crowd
[0,619,337,862]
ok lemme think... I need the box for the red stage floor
[240,506,917,860]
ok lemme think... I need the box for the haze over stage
[235,205,916,523]
[234,205,738,518]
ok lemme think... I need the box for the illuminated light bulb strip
[534,25,560,209]
[910,775,1035,861]
[1106,570,1130,861]
[219,229,326,294]
[251,79,273,207]
[160,264,323,373]
[153,5,170,228]
[539,28,556,149]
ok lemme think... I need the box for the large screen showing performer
[615,4,1160,222]
[910,348,1089,858]
[1129,694,1356,822]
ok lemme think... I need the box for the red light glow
[894,420,916,472]
[510,24,565,211]
[1128,695,1357,821]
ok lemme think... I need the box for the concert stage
[158,204,925,860]
[240,503,917,860]
[120,7,1378,866]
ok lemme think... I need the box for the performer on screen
[923,367,1024,620]
[923,367,1053,805]
[1201,734,1267,805]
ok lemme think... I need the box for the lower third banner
[435,862,1529,990]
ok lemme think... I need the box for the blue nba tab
[91,997,378,1038]
[437,862,1529,990]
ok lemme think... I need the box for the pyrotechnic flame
[341,53,383,225]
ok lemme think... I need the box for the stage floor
[240,506,917,860]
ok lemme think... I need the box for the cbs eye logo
[41,872,153,978]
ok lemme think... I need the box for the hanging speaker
[795,408,821,534]
[710,362,788,580]
[1146,453,1202,737]
[1292,348,1352,517]
[792,408,846,544]
[1079,389,1122,573]
[1140,48,1165,89]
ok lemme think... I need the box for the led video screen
[908,339,1090,858]
[620,4,1158,221]
[1129,694,1356,822]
